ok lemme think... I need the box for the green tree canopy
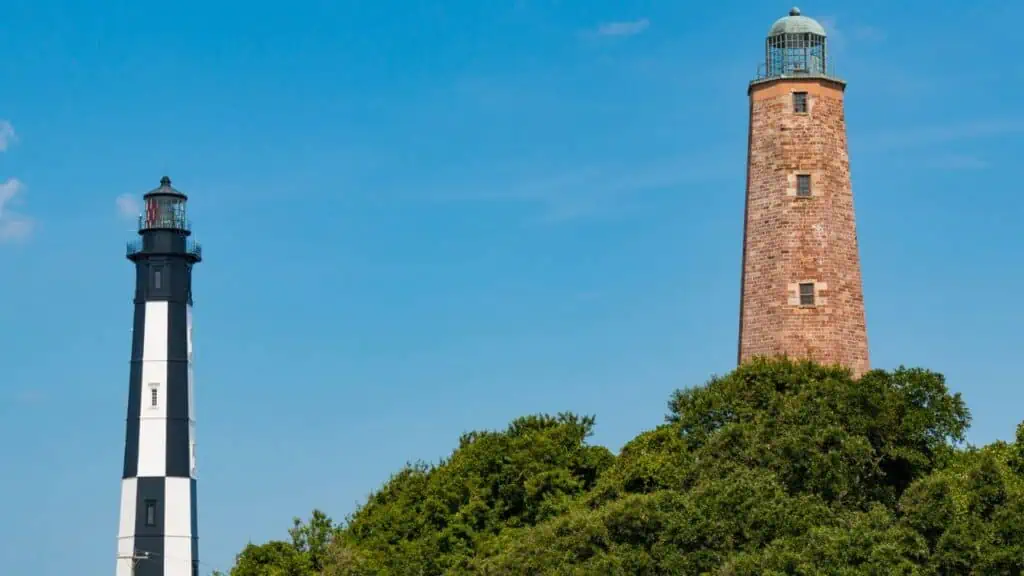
[217,359,1023,575]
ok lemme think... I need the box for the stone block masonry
[738,78,870,377]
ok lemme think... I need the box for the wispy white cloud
[818,16,886,58]
[817,16,846,54]
[0,120,32,241]
[818,16,939,98]
[14,388,46,405]
[0,120,15,152]
[594,18,650,38]
[0,178,34,242]
[929,154,991,170]
[116,193,142,219]
[860,118,1024,152]
[429,152,731,223]
[852,25,886,42]
[855,118,1024,170]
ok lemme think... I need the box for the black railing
[126,238,203,260]
[187,238,203,260]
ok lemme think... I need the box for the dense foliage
[215,359,1024,575]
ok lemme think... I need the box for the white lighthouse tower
[117,176,201,576]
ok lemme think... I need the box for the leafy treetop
[215,359,1021,575]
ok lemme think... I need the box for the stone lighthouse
[117,177,201,576]
[737,8,870,377]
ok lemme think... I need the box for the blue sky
[1,0,1022,573]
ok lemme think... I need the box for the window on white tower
[144,500,157,526]
[149,384,159,408]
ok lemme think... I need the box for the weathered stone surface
[738,78,870,377]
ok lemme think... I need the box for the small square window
[799,283,816,306]
[796,174,812,197]
[144,500,157,526]
[793,92,808,113]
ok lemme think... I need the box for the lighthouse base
[116,477,198,576]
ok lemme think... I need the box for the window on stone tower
[793,92,808,113]
[797,174,812,197]
[144,500,157,527]
[799,283,816,306]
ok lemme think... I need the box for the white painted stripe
[117,478,137,538]
[187,304,198,479]
[142,301,169,362]
[186,304,193,360]
[140,358,168,419]
[164,477,193,537]
[190,422,197,478]
[139,301,168,419]
[115,550,136,576]
[163,536,194,576]
[137,419,167,476]
[116,478,138,576]
[187,304,195,422]
[138,301,169,477]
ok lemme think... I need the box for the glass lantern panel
[144,196,187,229]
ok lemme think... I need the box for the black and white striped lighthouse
[117,176,201,576]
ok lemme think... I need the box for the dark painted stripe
[191,477,200,575]
[165,419,191,477]
[136,254,193,304]
[166,302,188,361]
[123,301,146,478]
[186,263,194,306]
[134,537,166,576]
[190,478,198,535]
[134,262,148,303]
[165,363,190,420]
[134,477,166,576]
[131,300,147,357]
[166,301,192,477]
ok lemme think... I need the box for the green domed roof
[768,7,826,36]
